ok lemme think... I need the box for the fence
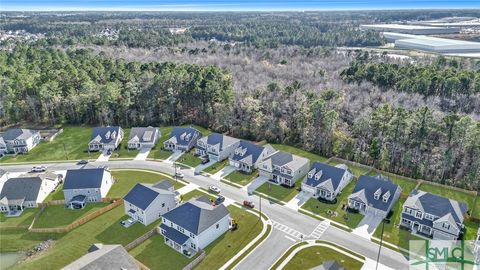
[29,199,123,233]
[124,227,159,251]
[182,250,206,270]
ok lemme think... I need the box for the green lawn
[301,181,363,229]
[0,126,98,163]
[203,159,229,174]
[109,170,185,198]
[368,171,418,195]
[416,182,477,213]
[0,209,38,228]
[129,234,193,270]
[0,228,60,252]
[44,184,65,201]
[270,144,327,163]
[11,205,158,270]
[177,150,202,167]
[224,170,259,186]
[282,244,364,270]
[181,189,216,202]
[33,203,109,228]
[256,181,300,203]
[473,198,480,219]
[110,128,139,159]
[327,160,371,177]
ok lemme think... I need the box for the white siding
[99,171,113,198]
[197,215,230,249]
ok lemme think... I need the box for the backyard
[108,170,185,198]
[367,171,418,195]
[224,170,259,186]
[270,144,327,163]
[32,203,109,228]
[0,209,38,229]
[255,181,300,203]
[327,159,371,177]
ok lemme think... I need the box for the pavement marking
[308,220,330,239]
[272,220,304,240]
[284,235,296,242]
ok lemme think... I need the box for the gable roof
[128,127,158,143]
[264,151,309,171]
[349,175,401,212]
[123,183,174,210]
[0,137,6,147]
[230,141,270,165]
[404,189,468,224]
[1,128,37,141]
[90,126,121,144]
[62,244,139,270]
[162,195,229,235]
[198,133,240,151]
[167,127,200,146]
[63,168,107,190]
[303,162,348,191]
[0,177,44,203]
[152,180,173,191]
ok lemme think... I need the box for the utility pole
[62,142,68,160]
[376,220,385,270]
[259,193,262,220]
[174,162,178,182]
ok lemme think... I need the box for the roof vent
[105,131,111,139]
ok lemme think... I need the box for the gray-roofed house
[229,141,275,174]
[258,151,310,187]
[62,243,139,270]
[164,127,201,152]
[400,189,468,240]
[0,128,41,154]
[347,175,401,219]
[127,127,160,149]
[309,260,345,270]
[63,168,113,209]
[196,133,241,162]
[88,126,124,152]
[0,173,60,214]
[160,195,230,256]
[301,162,353,201]
[124,180,177,226]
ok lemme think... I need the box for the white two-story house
[123,180,177,226]
[301,162,353,201]
[127,127,160,150]
[88,126,124,152]
[164,127,201,152]
[229,141,275,174]
[0,128,41,154]
[400,189,468,240]
[63,168,113,209]
[258,151,309,187]
[160,195,230,256]
[196,133,240,162]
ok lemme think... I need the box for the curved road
[0,160,409,269]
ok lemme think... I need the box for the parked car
[77,159,88,165]
[243,200,255,208]
[209,185,221,194]
[214,196,225,205]
[31,165,46,172]
[201,156,210,164]
[175,172,184,179]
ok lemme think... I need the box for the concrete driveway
[246,175,269,194]
[285,190,312,211]
[134,147,152,161]
[194,160,216,174]
[211,165,236,180]
[96,151,111,162]
[166,151,184,163]
[352,214,383,240]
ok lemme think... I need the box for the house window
[216,224,219,229]
[402,218,411,224]
[190,233,195,238]
[191,243,196,249]
[425,214,435,221]
[162,203,165,207]
[415,211,423,219]
[442,223,450,230]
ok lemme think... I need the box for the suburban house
[63,168,113,209]
[229,141,275,174]
[127,127,160,149]
[196,133,240,162]
[301,162,353,201]
[0,173,61,213]
[62,243,139,270]
[160,195,230,256]
[400,189,468,240]
[88,126,124,152]
[0,128,41,154]
[123,180,177,226]
[0,137,6,157]
[347,175,402,219]
[258,151,310,187]
[163,127,201,152]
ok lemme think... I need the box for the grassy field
[11,205,158,270]
[0,209,38,228]
[108,170,185,198]
[301,181,363,229]
[327,160,371,177]
[224,170,258,186]
[368,171,418,195]
[270,144,327,163]
[256,181,300,203]
[473,198,480,219]
[0,126,98,163]
[203,159,229,174]
[110,128,139,159]
[416,182,477,213]
[181,189,216,202]
[177,150,202,167]
[33,203,108,228]
[0,227,60,252]
[282,244,364,270]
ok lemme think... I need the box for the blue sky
[1,0,480,11]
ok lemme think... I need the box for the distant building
[229,141,275,174]
[301,162,353,201]
[62,243,139,270]
[163,127,201,152]
[63,168,113,208]
[258,151,309,187]
[127,127,160,150]
[0,128,41,154]
[196,133,241,162]
[360,24,460,35]
[88,126,124,152]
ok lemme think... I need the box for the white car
[209,185,221,194]
[175,172,184,179]
[31,165,46,172]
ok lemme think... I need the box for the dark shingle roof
[1,129,37,141]
[268,151,293,166]
[349,175,401,212]
[198,133,239,151]
[90,126,121,144]
[123,183,173,210]
[304,162,348,191]
[0,177,43,202]
[63,168,107,190]
[128,127,158,143]
[160,224,190,245]
[230,141,265,165]
[169,127,200,147]
[152,180,173,190]
[62,244,139,270]
[162,195,229,235]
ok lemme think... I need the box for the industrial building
[360,24,461,35]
